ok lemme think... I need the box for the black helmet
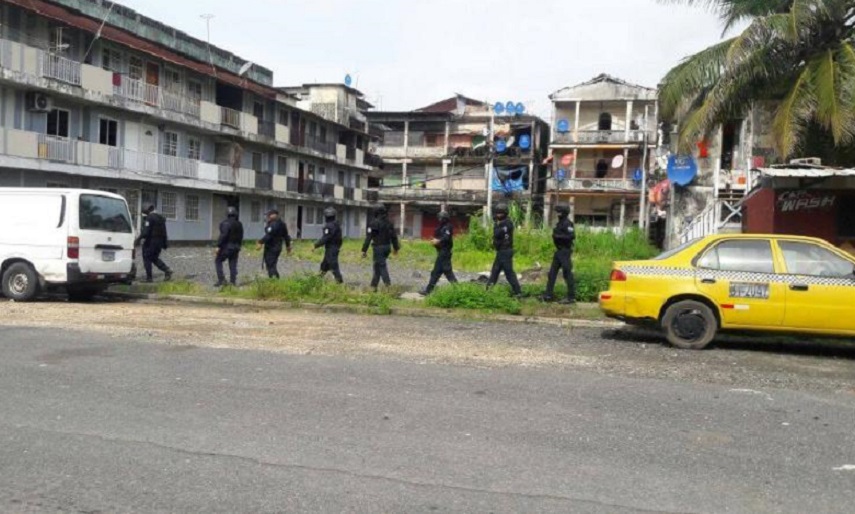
[143,204,156,215]
[373,203,388,216]
[555,205,570,216]
[323,207,337,219]
[438,211,450,222]
[226,206,238,218]
[493,203,509,215]
[266,209,279,217]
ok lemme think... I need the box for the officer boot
[558,297,576,305]
[164,270,173,282]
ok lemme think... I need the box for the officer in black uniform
[313,207,344,284]
[420,211,457,295]
[541,205,576,304]
[214,206,244,287]
[486,202,522,297]
[256,209,291,279]
[135,204,173,283]
[362,204,400,291]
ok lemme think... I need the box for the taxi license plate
[102,251,116,262]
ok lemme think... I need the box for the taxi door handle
[790,284,809,292]
[701,278,716,284]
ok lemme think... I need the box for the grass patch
[156,281,206,296]
[425,282,522,315]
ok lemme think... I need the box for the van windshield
[79,194,133,233]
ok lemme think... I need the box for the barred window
[185,194,200,222]
[251,200,262,223]
[161,191,178,220]
[187,137,202,160]
[163,132,178,157]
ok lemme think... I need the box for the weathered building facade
[367,95,549,238]
[0,0,376,242]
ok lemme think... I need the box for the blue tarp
[491,166,528,193]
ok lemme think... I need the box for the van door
[74,192,135,274]
[0,192,67,282]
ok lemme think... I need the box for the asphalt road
[1,321,855,513]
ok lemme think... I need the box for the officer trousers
[215,248,240,285]
[545,247,576,300]
[488,248,522,295]
[263,248,282,279]
[370,244,392,288]
[142,246,170,280]
[426,250,457,292]
[320,246,343,283]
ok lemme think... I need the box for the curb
[104,292,622,330]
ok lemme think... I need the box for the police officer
[135,204,173,283]
[541,205,576,304]
[486,202,522,297]
[362,204,400,291]
[313,206,344,283]
[420,211,457,295]
[214,206,244,287]
[256,209,291,279]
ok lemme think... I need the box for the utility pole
[639,105,650,234]
[484,107,495,226]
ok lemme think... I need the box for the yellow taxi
[599,234,855,349]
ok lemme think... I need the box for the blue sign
[505,101,516,115]
[666,155,698,186]
[556,169,567,181]
[515,102,525,115]
[557,119,570,133]
[494,102,505,115]
[633,168,643,182]
[519,134,531,149]
[495,139,507,153]
[344,74,352,87]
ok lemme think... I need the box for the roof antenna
[200,14,217,78]
[82,1,116,62]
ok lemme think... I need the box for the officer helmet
[438,211,450,222]
[266,209,279,217]
[373,203,388,216]
[493,203,509,215]
[555,205,570,216]
[323,207,337,219]
[143,204,156,215]
[226,206,238,218]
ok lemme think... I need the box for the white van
[0,188,136,301]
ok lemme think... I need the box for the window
[253,101,265,121]
[319,167,326,182]
[160,191,178,220]
[338,171,346,186]
[163,132,178,157]
[78,194,133,233]
[252,152,263,172]
[187,137,202,160]
[309,122,317,136]
[278,108,289,126]
[164,68,181,92]
[780,241,854,277]
[697,240,774,274]
[128,57,143,80]
[99,118,118,147]
[187,80,203,101]
[316,207,325,224]
[277,155,288,176]
[185,194,200,222]
[101,47,122,72]
[598,112,613,131]
[250,200,262,223]
[355,174,362,188]
[46,109,70,138]
[319,126,327,143]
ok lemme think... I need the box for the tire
[661,300,718,350]
[1,262,40,302]
[67,286,107,303]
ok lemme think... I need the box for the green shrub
[425,283,521,315]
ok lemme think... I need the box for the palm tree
[659,0,855,158]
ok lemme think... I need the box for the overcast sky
[120,0,735,119]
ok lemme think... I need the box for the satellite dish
[560,154,574,167]
[519,134,531,149]
[237,62,253,77]
[611,154,625,169]
[667,155,698,186]
[507,136,516,147]
[344,74,353,87]
[515,102,525,115]
[496,140,507,153]
[494,103,505,115]
[557,119,570,133]
[505,101,515,115]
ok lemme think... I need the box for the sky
[118,0,735,120]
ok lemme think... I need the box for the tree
[659,0,855,159]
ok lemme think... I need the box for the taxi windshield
[651,239,698,261]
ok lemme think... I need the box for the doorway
[296,205,303,239]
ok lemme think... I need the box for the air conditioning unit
[789,157,822,167]
[26,92,53,112]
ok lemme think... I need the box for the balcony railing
[37,134,76,162]
[552,130,653,145]
[218,165,236,185]
[40,52,82,86]
[162,89,201,117]
[115,77,159,105]
[552,178,640,192]
[344,187,355,201]
[305,134,336,155]
[255,171,273,190]
[258,121,276,139]
[221,107,241,129]
[375,187,487,204]
[345,146,357,162]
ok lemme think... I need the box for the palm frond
[659,37,736,120]
[773,65,815,156]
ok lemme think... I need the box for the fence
[37,134,76,162]
[221,107,241,129]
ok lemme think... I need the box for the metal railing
[37,134,76,162]
[255,171,273,190]
[258,120,276,139]
[40,52,81,85]
[557,178,640,191]
[345,146,357,162]
[161,89,201,117]
[115,77,160,105]
[221,107,241,129]
[218,165,236,185]
[553,130,653,145]
[305,134,336,155]
[344,187,355,201]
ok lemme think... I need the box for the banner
[491,166,528,193]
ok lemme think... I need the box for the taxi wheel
[662,300,717,350]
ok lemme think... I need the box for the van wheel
[661,300,717,350]
[2,263,40,302]
[67,286,106,303]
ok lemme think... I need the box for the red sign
[560,154,574,167]
[777,191,836,213]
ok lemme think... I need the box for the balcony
[258,120,276,139]
[550,177,640,192]
[255,171,273,190]
[40,52,81,86]
[344,187,355,201]
[552,130,653,145]
[218,165,236,185]
[373,145,448,160]
[304,134,336,155]
[221,107,242,129]
[375,187,487,204]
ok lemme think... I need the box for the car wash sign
[777,190,836,213]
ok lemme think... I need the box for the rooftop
[550,73,658,102]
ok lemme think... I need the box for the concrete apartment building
[367,94,549,238]
[546,74,658,229]
[0,0,376,242]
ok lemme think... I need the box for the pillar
[625,100,633,139]
[574,100,581,142]
[619,197,627,230]
[401,120,409,237]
